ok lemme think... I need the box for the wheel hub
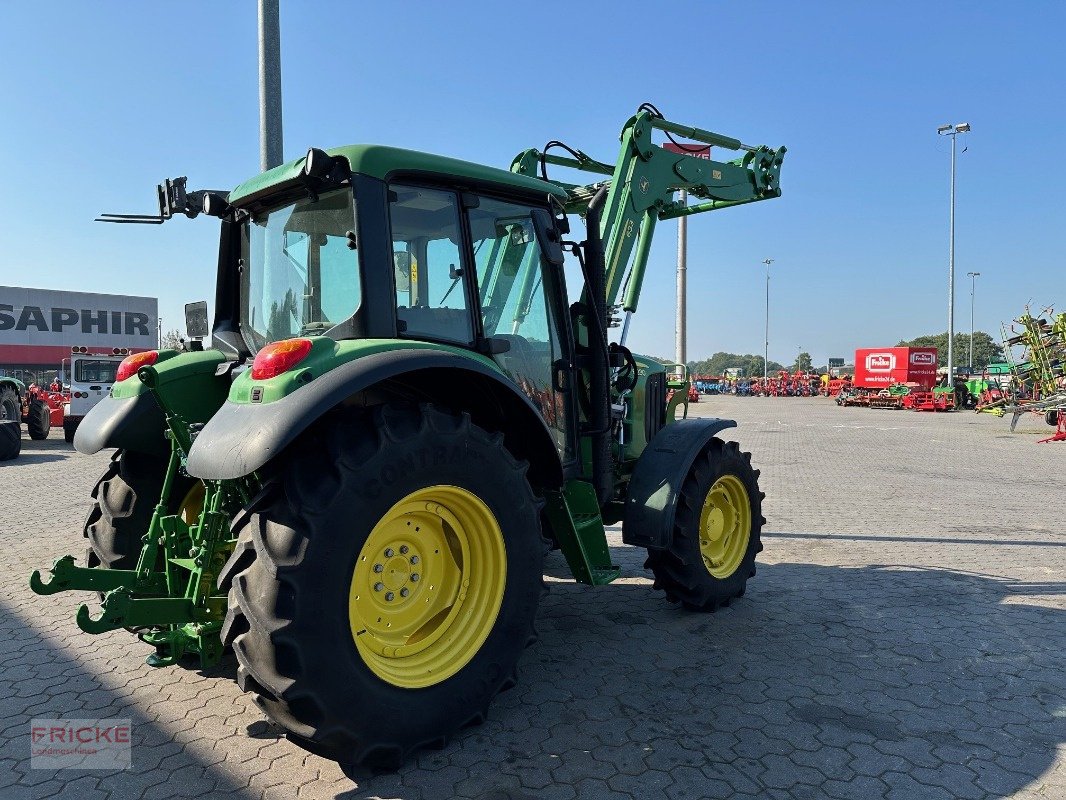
[698,475,752,579]
[348,485,506,688]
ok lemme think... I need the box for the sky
[1,1,1064,367]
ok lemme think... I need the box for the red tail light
[115,351,159,383]
[251,338,313,380]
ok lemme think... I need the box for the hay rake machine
[1000,307,1066,441]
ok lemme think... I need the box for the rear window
[74,359,118,383]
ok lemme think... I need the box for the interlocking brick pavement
[1,398,1062,799]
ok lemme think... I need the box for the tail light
[115,351,159,383]
[251,338,313,380]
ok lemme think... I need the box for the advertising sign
[853,347,938,389]
[0,286,158,366]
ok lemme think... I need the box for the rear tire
[645,438,764,611]
[84,450,194,570]
[27,396,51,440]
[218,404,545,768]
[0,420,20,461]
[63,419,77,444]
[1048,409,1061,427]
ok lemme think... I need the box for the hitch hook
[29,555,77,595]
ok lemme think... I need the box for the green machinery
[31,106,785,766]
[1001,307,1066,430]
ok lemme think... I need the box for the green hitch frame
[29,363,256,668]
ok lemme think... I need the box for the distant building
[0,286,158,379]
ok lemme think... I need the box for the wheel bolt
[410,555,419,565]
[385,592,395,601]
[373,563,384,573]
[384,548,394,557]
[399,545,409,554]
[374,582,384,592]
[400,588,409,598]
[411,573,420,582]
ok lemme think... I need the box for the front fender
[186,348,564,486]
[622,417,737,549]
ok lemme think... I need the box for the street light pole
[937,122,970,381]
[762,258,774,382]
[967,271,980,370]
[258,0,284,171]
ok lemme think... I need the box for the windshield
[240,188,360,350]
[74,359,118,383]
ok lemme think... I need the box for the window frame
[386,182,480,348]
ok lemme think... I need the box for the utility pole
[675,189,687,366]
[967,271,981,370]
[937,122,970,381]
[258,0,284,171]
[761,258,774,381]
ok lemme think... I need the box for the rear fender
[622,417,737,549]
[186,349,564,490]
[74,350,227,457]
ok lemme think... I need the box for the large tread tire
[27,396,51,440]
[218,404,545,769]
[645,438,764,611]
[0,387,18,424]
[84,450,194,570]
[0,420,20,461]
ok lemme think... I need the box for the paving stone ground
[1,397,1063,799]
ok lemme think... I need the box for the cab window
[388,185,473,345]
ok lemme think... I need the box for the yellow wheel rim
[179,483,206,526]
[698,475,751,579]
[348,485,506,689]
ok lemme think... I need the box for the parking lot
[1,397,1062,800]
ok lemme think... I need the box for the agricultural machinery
[749,371,820,397]
[0,374,52,460]
[665,362,699,418]
[1000,307,1066,441]
[30,106,785,766]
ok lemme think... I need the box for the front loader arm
[512,109,785,314]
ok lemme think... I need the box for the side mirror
[184,301,210,340]
[531,208,565,267]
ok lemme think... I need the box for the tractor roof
[228,144,569,207]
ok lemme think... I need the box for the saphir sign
[0,286,158,367]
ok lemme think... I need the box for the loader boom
[512,108,785,316]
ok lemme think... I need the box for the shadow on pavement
[4,557,1062,800]
[0,600,252,799]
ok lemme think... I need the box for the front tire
[27,396,51,440]
[645,438,764,611]
[219,404,545,768]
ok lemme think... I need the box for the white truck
[63,347,132,442]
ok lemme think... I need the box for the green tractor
[31,106,784,766]
[0,376,52,460]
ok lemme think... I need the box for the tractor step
[543,481,620,586]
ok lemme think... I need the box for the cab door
[467,195,576,463]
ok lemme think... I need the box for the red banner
[662,142,711,159]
